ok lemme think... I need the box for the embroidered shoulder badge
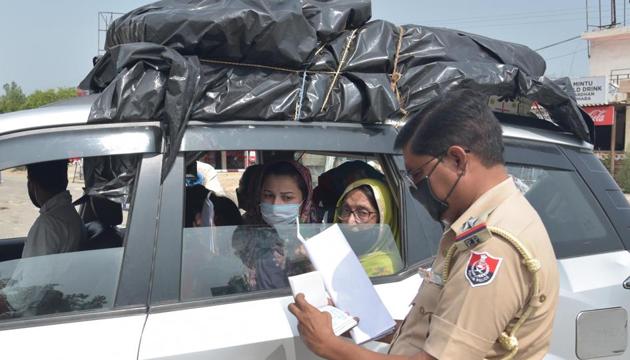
[465,251,502,287]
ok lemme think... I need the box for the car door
[0,122,162,360]
[503,138,630,360]
[137,122,430,360]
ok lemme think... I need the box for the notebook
[295,222,395,344]
[288,271,358,336]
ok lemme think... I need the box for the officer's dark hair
[394,89,504,166]
[26,159,69,195]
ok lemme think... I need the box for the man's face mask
[27,179,40,208]
[405,155,463,222]
[260,202,301,226]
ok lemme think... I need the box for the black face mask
[27,180,40,208]
[411,176,448,222]
[408,157,462,222]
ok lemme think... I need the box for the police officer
[288,89,559,360]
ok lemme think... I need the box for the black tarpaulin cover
[79,0,592,189]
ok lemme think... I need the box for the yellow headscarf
[334,178,403,276]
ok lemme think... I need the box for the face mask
[27,180,40,208]
[409,157,462,222]
[411,176,449,222]
[260,202,301,226]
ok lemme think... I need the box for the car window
[181,223,401,301]
[179,151,403,302]
[0,157,137,321]
[507,164,624,258]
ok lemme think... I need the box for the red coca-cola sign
[583,105,615,126]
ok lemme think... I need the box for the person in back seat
[236,164,263,224]
[23,160,84,258]
[83,196,124,250]
[185,184,210,228]
[203,193,242,227]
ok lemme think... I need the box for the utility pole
[611,0,617,26]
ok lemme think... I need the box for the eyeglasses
[337,206,377,223]
[403,149,470,189]
[403,156,442,190]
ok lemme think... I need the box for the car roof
[0,95,96,135]
[0,95,592,150]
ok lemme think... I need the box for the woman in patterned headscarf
[254,160,313,225]
[234,160,313,290]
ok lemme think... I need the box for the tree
[0,82,27,113]
[0,82,77,114]
[22,87,77,110]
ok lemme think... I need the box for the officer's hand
[288,293,338,356]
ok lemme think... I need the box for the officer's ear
[446,146,469,175]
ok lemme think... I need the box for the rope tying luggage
[390,26,408,117]
[320,29,358,112]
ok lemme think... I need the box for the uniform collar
[449,177,518,237]
[40,190,72,215]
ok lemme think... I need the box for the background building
[579,1,630,174]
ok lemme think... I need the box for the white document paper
[288,271,358,336]
[296,223,395,344]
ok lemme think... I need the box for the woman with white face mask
[234,160,313,291]
[256,160,312,226]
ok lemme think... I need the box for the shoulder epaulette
[454,223,493,251]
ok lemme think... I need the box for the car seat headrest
[90,196,123,226]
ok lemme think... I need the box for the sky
[0,0,628,94]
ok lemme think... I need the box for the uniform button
[539,294,546,303]
[419,306,425,314]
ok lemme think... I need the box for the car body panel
[548,251,630,359]
[139,275,423,360]
[1,314,146,360]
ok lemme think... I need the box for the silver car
[0,96,628,359]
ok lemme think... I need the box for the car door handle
[623,276,630,289]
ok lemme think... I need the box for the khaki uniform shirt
[389,178,559,360]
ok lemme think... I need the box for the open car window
[0,156,138,322]
[179,150,403,302]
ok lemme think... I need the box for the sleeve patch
[464,251,503,287]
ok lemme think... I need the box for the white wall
[586,29,630,76]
